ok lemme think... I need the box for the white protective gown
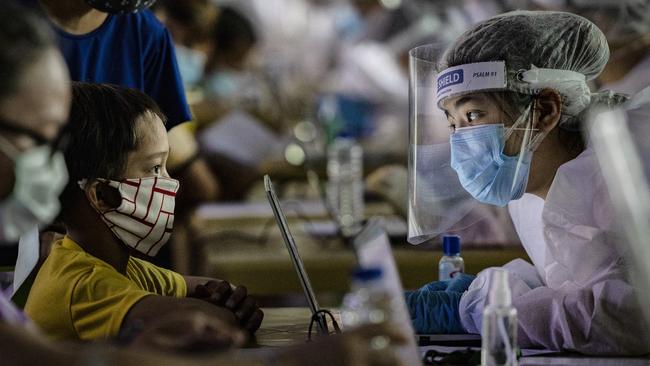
[458,147,650,355]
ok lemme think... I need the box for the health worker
[406,10,648,355]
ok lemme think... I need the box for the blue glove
[418,273,477,293]
[420,280,449,292]
[445,273,476,293]
[405,274,477,334]
[405,290,464,334]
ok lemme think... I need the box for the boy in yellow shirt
[25,82,262,342]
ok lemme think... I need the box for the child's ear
[535,88,562,133]
[84,181,121,211]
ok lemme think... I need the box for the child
[24,82,262,342]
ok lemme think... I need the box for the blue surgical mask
[175,45,206,88]
[206,71,242,99]
[450,124,532,207]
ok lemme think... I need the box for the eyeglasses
[307,309,341,341]
[0,118,71,154]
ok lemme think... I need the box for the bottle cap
[488,269,511,306]
[443,235,461,256]
[351,267,383,282]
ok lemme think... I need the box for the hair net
[439,10,616,130]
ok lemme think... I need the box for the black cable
[422,348,481,365]
[307,309,341,342]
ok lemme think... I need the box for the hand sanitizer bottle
[439,235,464,280]
[481,269,518,366]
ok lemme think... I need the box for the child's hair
[60,82,166,218]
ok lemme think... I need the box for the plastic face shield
[408,44,479,245]
[407,45,535,245]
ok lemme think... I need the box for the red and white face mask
[81,177,180,256]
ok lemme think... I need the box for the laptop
[264,175,330,335]
[264,174,480,348]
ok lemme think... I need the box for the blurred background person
[164,4,281,202]
[0,0,71,287]
[153,0,217,90]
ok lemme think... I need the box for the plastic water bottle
[481,269,518,366]
[341,267,422,365]
[340,268,399,359]
[341,268,396,328]
[439,235,465,280]
[327,137,364,237]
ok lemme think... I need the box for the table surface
[252,307,315,348]
[255,308,650,365]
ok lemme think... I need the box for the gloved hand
[445,273,476,293]
[419,273,477,293]
[405,274,477,334]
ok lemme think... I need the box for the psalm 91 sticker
[435,61,507,106]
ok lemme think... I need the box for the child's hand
[194,280,264,333]
[129,310,247,353]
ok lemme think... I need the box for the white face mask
[0,135,68,243]
[80,176,180,256]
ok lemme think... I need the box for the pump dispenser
[488,269,511,307]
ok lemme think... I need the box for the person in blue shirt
[31,0,191,129]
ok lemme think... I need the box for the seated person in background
[152,0,217,90]
[24,82,263,342]
[192,5,284,133]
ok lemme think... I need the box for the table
[185,201,528,302]
[253,307,315,348]
[256,308,650,365]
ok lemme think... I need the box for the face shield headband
[435,61,591,129]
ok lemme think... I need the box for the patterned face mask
[80,176,179,256]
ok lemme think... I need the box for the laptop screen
[264,175,321,315]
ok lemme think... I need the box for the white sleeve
[513,279,648,355]
[459,259,542,333]
[460,261,648,355]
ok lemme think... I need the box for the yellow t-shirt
[24,236,187,341]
